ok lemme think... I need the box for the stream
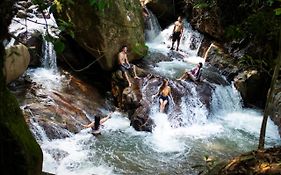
[9,8,281,175]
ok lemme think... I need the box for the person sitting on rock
[153,79,173,113]
[118,45,140,87]
[177,62,203,81]
[82,112,113,135]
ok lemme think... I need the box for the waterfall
[147,18,203,58]
[10,7,280,175]
[42,40,58,70]
[144,7,162,42]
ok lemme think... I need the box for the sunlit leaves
[275,8,281,15]
[54,0,63,13]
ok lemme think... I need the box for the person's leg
[161,100,168,113]
[132,65,140,79]
[176,37,180,51]
[171,33,175,50]
[177,72,188,80]
[124,71,132,87]
[159,99,164,112]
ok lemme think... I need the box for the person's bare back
[161,86,171,97]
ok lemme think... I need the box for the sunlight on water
[27,68,63,90]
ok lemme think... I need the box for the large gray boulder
[57,0,147,70]
[3,44,30,84]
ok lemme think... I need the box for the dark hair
[120,45,127,52]
[199,62,203,68]
[94,116,101,130]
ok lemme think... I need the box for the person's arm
[118,53,122,65]
[124,54,130,65]
[100,112,113,124]
[82,121,95,128]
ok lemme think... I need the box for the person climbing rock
[177,62,203,82]
[118,45,140,87]
[171,16,184,51]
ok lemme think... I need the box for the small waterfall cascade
[41,40,58,70]
[147,18,204,61]
[144,7,162,42]
[8,6,280,175]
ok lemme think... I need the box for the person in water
[118,45,140,87]
[153,79,173,113]
[177,62,203,81]
[83,112,113,135]
[171,16,184,51]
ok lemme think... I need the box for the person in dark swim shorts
[171,16,184,51]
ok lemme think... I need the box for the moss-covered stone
[57,0,147,70]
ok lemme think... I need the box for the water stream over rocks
[8,7,281,175]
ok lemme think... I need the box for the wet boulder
[112,71,214,132]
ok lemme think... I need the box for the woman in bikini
[153,79,172,113]
[83,112,112,135]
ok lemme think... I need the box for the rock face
[0,0,43,174]
[269,80,281,136]
[11,72,111,140]
[3,44,30,84]
[57,0,147,70]
[204,43,271,108]
[234,70,269,107]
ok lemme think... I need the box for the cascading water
[42,41,57,70]
[10,8,280,175]
[144,7,162,42]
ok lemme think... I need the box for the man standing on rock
[171,16,184,51]
[118,45,140,87]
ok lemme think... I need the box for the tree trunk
[258,30,281,150]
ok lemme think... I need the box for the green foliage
[57,19,74,38]
[32,0,48,10]
[88,0,111,10]
[225,25,245,40]
[275,8,281,15]
[238,55,269,70]
[194,2,209,9]
[131,43,148,56]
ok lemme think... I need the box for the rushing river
[10,8,280,175]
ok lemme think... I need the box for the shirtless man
[153,79,173,113]
[118,45,140,87]
[171,16,184,51]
